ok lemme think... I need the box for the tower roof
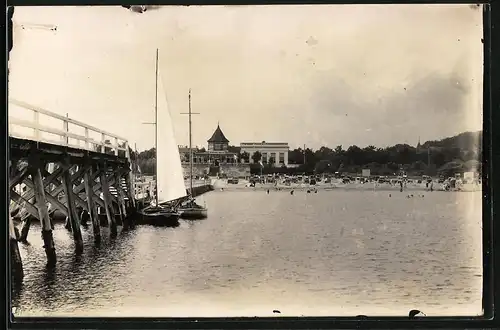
[207,124,229,143]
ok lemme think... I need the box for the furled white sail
[156,65,187,204]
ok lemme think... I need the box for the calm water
[12,189,483,317]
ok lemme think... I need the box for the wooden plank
[73,193,89,211]
[10,118,88,142]
[10,191,39,219]
[114,172,127,226]
[9,123,126,153]
[84,168,100,241]
[19,217,32,243]
[108,189,120,204]
[45,165,87,199]
[72,169,100,194]
[99,169,117,236]
[61,165,84,253]
[9,98,128,141]
[72,173,115,196]
[92,194,105,208]
[115,175,127,217]
[32,167,56,266]
[9,166,29,191]
[21,165,65,201]
[22,177,69,217]
[32,168,52,229]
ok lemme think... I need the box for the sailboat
[137,49,187,226]
[178,89,208,220]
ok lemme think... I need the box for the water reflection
[12,190,483,317]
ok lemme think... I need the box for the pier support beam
[62,163,84,254]
[100,166,117,237]
[19,217,32,243]
[114,171,128,229]
[124,170,136,228]
[9,160,24,281]
[114,201,123,226]
[125,170,136,209]
[32,166,56,266]
[10,213,24,281]
[84,166,100,243]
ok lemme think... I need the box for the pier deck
[8,99,135,275]
[8,99,214,279]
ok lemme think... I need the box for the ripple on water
[12,190,483,317]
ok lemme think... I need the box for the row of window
[261,152,285,164]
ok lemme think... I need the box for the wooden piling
[19,217,31,243]
[9,160,24,280]
[124,169,136,228]
[114,170,128,229]
[99,166,117,237]
[62,163,84,254]
[114,201,123,226]
[84,166,100,242]
[32,167,56,266]
[10,213,24,280]
[64,216,72,231]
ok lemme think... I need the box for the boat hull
[136,207,181,227]
[179,207,208,220]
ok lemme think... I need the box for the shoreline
[211,182,482,193]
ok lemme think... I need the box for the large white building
[240,141,289,166]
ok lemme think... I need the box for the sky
[8,5,484,152]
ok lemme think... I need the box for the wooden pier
[8,99,136,274]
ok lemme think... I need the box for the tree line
[124,131,483,177]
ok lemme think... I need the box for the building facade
[178,124,238,165]
[240,141,289,166]
[207,124,229,152]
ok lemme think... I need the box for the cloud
[8,5,483,151]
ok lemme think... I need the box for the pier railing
[8,98,130,159]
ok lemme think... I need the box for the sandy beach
[210,179,481,193]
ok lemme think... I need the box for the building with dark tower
[207,124,230,152]
[178,123,238,165]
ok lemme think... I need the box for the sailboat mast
[189,88,193,194]
[155,48,159,206]
[180,90,200,197]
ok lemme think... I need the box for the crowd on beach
[210,172,482,193]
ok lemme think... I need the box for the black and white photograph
[8,4,484,318]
